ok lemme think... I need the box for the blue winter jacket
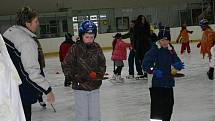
[143,42,182,88]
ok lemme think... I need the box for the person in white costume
[0,34,26,121]
[3,7,54,121]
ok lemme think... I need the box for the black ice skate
[39,101,47,108]
[135,74,147,80]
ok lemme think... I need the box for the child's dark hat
[158,26,171,41]
[113,33,122,39]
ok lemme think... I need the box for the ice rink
[32,43,215,121]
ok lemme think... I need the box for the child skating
[197,19,215,80]
[63,20,106,121]
[176,24,193,62]
[111,33,131,83]
[143,26,184,121]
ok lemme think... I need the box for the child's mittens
[153,69,163,79]
[197,42,201,48]
[89,71,97,80]
[207,67,214,80]
[172,62,185,71]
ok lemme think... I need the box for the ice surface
[32,43,215,121]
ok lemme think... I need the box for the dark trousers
[181,42,191,54]
[64,76,72,85]
[23,104,32,121]
[61,63,72,86]
[149,87,174,121]
[135,56,144,75]
[114,66,123,75]
[38,94,43,102]
[128,50,143,75]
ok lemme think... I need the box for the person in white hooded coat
[0,34,26,121]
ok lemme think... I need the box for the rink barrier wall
[42,24,215,58]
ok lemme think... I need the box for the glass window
[78,16,89,22]
[62,19,68,32]
[39,20,59,38]
[90,15,97,20]
[73,23,79,36]
[146,15,152,23]
[49,20,59,34]
[40,24,49,34]
[116,17,129,32]
[100,14,107,20]
[73,17,77,22]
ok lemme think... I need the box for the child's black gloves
[207,67,214,80]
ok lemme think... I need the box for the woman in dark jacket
[133,15,151,79]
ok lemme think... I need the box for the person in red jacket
[59,33,75,86]
[111,33,131,82]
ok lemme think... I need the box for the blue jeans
[128,50,143,75]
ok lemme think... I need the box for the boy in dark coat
[143,26,184,121]
[63,20,106,121]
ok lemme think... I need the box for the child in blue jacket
[143,26,184,121]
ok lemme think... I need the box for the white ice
[32,43,215,121]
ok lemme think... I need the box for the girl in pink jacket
[111,33,131,82]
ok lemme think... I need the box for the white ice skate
[109,75,124,84]
[115,75,125,83]
[109,74,117,84]
[110,74,117,80]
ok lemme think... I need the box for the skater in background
[134,15,151,79]
[197,19,215,59]
[3,6,55,121]
[63,20,106,121]
[111,33,131,82]
[143,26,184,121]
[121,20,143,79]
[59,32,75,87]
[176,24,193,61]
[197,19,215,80]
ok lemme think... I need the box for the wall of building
[0,4,190,39]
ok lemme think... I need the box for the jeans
[128,50,143,75]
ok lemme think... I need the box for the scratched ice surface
[32,43,215,121]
